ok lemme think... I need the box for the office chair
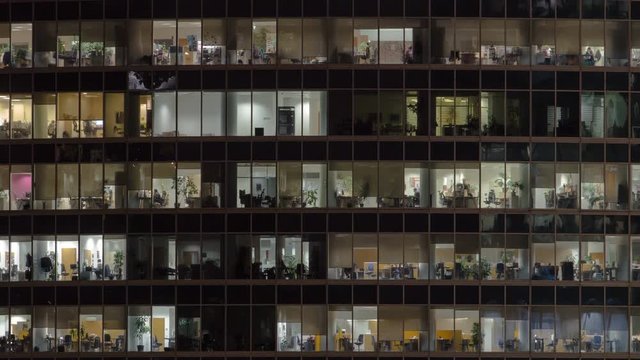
[103,333,112,351]
[592,335,602,351]
[496,263,505,279]
[63,334,72,351]
[354,334,364,351]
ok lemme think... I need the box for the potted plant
[134,316,150,351]
[174,176,199,208]
[356,181,370,208]
[113,250,124,280]
[303,188,318,208]
[471,322,482,351]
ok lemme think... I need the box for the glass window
[152,163,176,209]
[328,305,352,351]
[301,163,326,208]
[431,19,454,64]
[128,21,152,65]
[104,163,126,209]
[581,92,605,137]
[176,235,200,280]
[481,307,504,352]
[153,92,176,137]
[128,306,151,352]
[557,20,580,65]
[328,162,353,208]
[227,19,251,64]
[177,91,201,136]
[605,20,628,66]
[379,162,403,208]
[105,21,126,66]
[328,234,352,280]
[406,90,427,136]
[277,91,302,136]
[556,164,579,209]
[33,164,55,210]
[404,162,428,208]
[178,20,201,65]
[581,164,605,210]
[10,307,32,352]
[226,234,251,278]
[278,162,302,208]
[127,162,151,209]
[605,235,627,281]
[79,235,102,281]
[431,308,454,351]
[278,305,301,351]
[33,22,56,67]
[33,306,55,352]
[580,307,604,353]
[379,20,404,64]
[233,163,251,208]
[481,235,504,280]
[278,19,301,64]
[9,165,32,211]
[481,92,505,136]
[80,92,103,138]
[253,91,276,136]
[328,19,353,64]
[252,163,277,208]
[302,19,327,64]
[227,91,251,136]
[202,92,225,136]
[153,20,177,65]
[303,91,327,135]
[33,93,56,139]
[203,19,226,65]
[11,94,32,139]
[152,236,176,280]
[456,20,479,65]
[79,306,103,352]
[532,235,555,280]
[531,307,555,352]
[633,165,640,210]
[104,306,126,351]
[57,92,79,138]
[631,308,640,352]
[0,23,9,69]
[57,22,80,67]
[56,306,79,351]
[481,20,505,65]
[531,20,555,65]
[202,234,223,279]
[33,236,56,281]
[580,235,605,281]
[11,23,32,68]
[506,20,530,65]
[404,19,429,64]
[57,164,79,210]
[531,164,555,209]
[0,93,8,138]
[80,164,103,210]
[430,163,454,208]
[604,164,628,210]
[582,20,605,67]
[353,162,378,208]
[10,236,31,281]
[505,307,528,352]
[507,235,529,280]
[104,92,125,137]
[0,167,6,209]
[177,163,200,209]
[456,235,480,280]
[557,235,579,281]
[380,91,404,135]
[56,235,78,281]
[606,92,628,137]
[202,162,224,208]
[354,91,377,136]
[252,20,276,65]
[430,234,454,280]
[104,235,125,280]
[80,21,104,67]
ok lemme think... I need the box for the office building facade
[2,0,640,358]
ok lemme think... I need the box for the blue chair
[592,335,602,351]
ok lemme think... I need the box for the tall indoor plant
[135,315,150,351]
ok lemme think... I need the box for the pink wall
[11,173,31,198]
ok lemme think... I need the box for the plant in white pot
[135,316,150,351]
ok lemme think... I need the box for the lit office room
[32,306,55,352]
[328,306,377,352]
[277,305,327,352]
[431,308,479,352]
[377,306,428,352]
[430,234,454,280]
[127,306,175,352]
